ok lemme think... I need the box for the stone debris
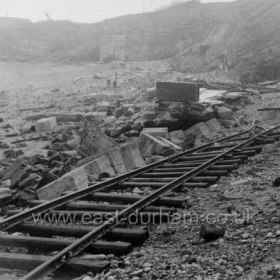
[215,106,233,120]
[138,132,179,158]
[199,223,226,242]
[142,127,169,138]
[0,59,272,280]
[205,118,221,133]
[35,117,57,133]
[120,143,146,171]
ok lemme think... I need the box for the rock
[145,87,156,99]
[89,154,116,180]
[26,113,82,122]
[0,188,11,196]
[154,111,176,126]
[142,111,157,120]
[121,143,146,171]
[17,173,41,190]
[266,232,274,238]
[184,122,210,140]
[35,117,57,133]
[78,122,117,157]
[3,179,12,188]
[205,118,221,132]
[124,130,139,137]
[104,116,116,124]
[1,159,27,187]
[37,164,90,200]
[157,136,182,152]
[66,134,81,150]
[19,122,34,134]
[130,269,143,277]
[143,262,152,268]
[3,149,24,158]
[142,127,169,138]
[216,106,233,120]
[169,130,184,141]
[273,177,280,187]
[82,276,93,280]
[2,123,13,129]
[5,130,20,137]
[0,141,9,149]
[138,132,174,157]
[147,155,165,163]
[199,223,226,242]
[106,147,127,174]
[126,107,135,116]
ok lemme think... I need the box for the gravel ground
[86,142,280,280]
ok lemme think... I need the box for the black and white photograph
[0,0,280,279]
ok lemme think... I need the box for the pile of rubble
[0,80,244,209]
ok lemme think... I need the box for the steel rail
[21,125,280,280]
[0,130,250,231]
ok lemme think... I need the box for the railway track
[0,125,280,280]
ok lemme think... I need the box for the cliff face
[1,0,280,75]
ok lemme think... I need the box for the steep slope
[0,0,280,78]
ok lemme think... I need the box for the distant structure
[100,35,128,62]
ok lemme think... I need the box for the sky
[0,0,236,23]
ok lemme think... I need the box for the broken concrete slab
[184,122,210,139]
[19,122,34,134]
[26,113,82,122]
[142,127,169,138]
[206,118,221,132]
[84,155,115,180]
[106,147,127,174]
[145,87,156,99]
[138,133,176,157]
[37,154,115,200]
[169,130,184,141]
[78,123,117,157]
[157,137,183,152]
[37,165,89,200]
[121,143,146,171]
[35,117,57,133]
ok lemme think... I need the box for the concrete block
[138,133,169,157]
[217,106,233,119]
[184,122,210,145]
[206,118,221,132]
[35,117,57,133]
[37,165,89,200]
[142,111,157,120]
[156,82,199,102]
[37,154,116,200]
[26,113,82,122]
[157,137,183,152]
[145,87,156,99]
[121,143,146,171]
[169,130,184,141]
[138,133,180,157]
[142,127,169,138]
[106,147,127,174]
[85,155,115,180]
